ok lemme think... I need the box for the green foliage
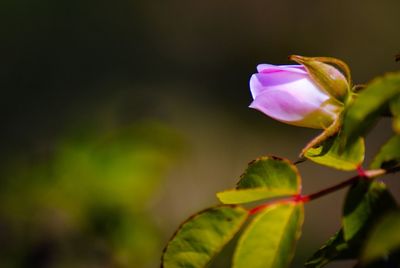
[361,210,400,264]
[162,157,305,268]
[304,135,365,171]
[341,72,400,147]
[390,95,400,134]
[0,122,182,267]
[161,206,248,268]
[233,203,304,268]
[305,182,398,268]
[217,156,300,204]
[164,68,400,267]
[343,180,397,241]
[305,230,356,268]
[370,135,400,169]
[217,188,296,205]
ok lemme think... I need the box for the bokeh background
[1,0,400,267]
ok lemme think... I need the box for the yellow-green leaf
[233,203,304,268]
[370,135,400,169]
[217,156,301,204]
[390,95,400,134]
[362,210,400,263]
[341,72,400,147]
[161,205,248,268]
[343,181,397,242]
[304,134,364,171]
[217,188,296,204]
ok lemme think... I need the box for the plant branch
[249,165,400,215]
[294,157,307,165]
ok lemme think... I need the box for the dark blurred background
[0,0,399,267]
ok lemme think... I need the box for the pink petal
[249,70,309,99]
[250,89,318,122]
[249,77,333,128]
[256,64,307,74]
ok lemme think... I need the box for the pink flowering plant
[249,62,344,129]
[161,55,400,268]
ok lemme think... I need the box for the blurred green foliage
[0,122,183,268]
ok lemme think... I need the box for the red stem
[303,174,359,202]
[248,167,399,215]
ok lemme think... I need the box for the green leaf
[343,180,397,242]
[307,181,397,267]
[305,230,356,268]
[217,156,301,204]
[358,252,400,268]
[161,205,248,268]
[390,95,400,134]
[217,188,296,204]
[307,181,398,267]
[362,210,400,264]
[304,134,365,171]
[393,117,400,134]
[370,135,400,169]
[236,157,300,190]
[233,203,304,268]
[341,72,400,147]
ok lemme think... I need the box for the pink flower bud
[249,64,343,129]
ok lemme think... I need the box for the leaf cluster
[162,71,400,267]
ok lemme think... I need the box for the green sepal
[300,116,341,157]
[290,55,350,103]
